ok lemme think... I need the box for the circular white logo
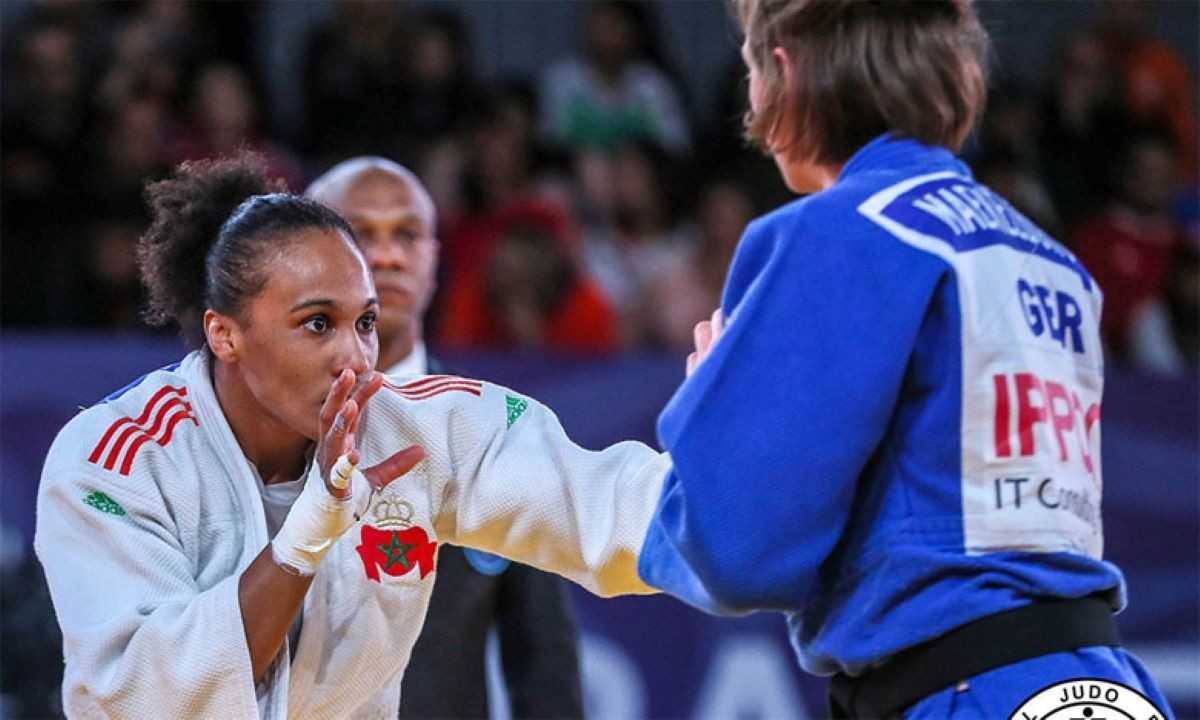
[1009,679,1167,720]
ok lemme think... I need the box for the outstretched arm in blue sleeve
[638,209,945,614]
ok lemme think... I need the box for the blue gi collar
[837,133,971,182]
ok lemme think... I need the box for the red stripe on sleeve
[104,396,188,470]
[88,386,186,464]
[119,407,197,476]
[397,381,483,399]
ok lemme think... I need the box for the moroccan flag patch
[356,525,437,582]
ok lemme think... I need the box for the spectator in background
[414,138,468,238]
[970,82,1062,238]
[540,0,691,154]
[1130,198,1200,374]
[306,158,584,720]
[95,11,186,117]
[570,149,619,231]
[302,0,409,164]
[2,21,90,198]
[1095,0,1198,180]
[647,178,755,351]
[441,83,569,293]
[1,0,263,329]
[78,217,149,328]
[93,1,256,137]
[1073,129,1181,359]
[1038,31,1131,232]
[972,82,1044,168]
[390,9,480,168]
[171,62,304,191]
[973,149,1063,240]
[88,3,207,188]
[579,141,694,347]
[104,0,257,83]
[438,205,618,355]
[84,96,170,229]
[1,20,91,325]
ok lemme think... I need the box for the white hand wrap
[271,454,370,576]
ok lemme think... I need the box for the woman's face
[229,229,380,441]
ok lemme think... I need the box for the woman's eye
[303,316,329,334]
[357,313,377,333]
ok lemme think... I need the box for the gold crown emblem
[373,497,415,529]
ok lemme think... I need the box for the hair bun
[138,153,280,336]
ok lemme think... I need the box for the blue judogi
[638,134,1172,717]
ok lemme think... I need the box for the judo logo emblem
[355,491,436,582]
[1008,679,1165,720]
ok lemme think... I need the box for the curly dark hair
[137,154,354,348]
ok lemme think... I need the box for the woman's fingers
[363,446,427,491]
[331,399,359,452]
[688,310,726,377]
[693,318,713,357]
[348,372,384,430]
[316,372,421,500]
[319,369,356,434]
[320,398,359,494]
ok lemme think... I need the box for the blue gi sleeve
[637,203,946,614]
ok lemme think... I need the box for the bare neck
[211,359,311,484]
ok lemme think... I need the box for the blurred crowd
[3,0,1197,375]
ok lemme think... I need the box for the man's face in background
[326,170,439,345]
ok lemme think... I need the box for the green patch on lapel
[83,491,126,516]
[505,395,529,429]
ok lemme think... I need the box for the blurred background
[1,0,1196,718]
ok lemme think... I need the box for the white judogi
[36,350,667,719]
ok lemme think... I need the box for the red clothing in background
[1073,207,1177,354]
[442,199,578,285]
[437,269,617,354]
[437,198,617,354]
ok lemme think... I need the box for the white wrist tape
[271,454,369,576]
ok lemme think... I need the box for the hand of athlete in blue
[686,308,725,377]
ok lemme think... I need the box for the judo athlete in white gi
[35,156,666,719]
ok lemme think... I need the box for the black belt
[828,596,1120,719]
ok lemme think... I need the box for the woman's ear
[771,46,793,82]
[204,309,241,363]
[765,45,797,151]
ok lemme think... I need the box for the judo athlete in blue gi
[634,1,1174,717]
